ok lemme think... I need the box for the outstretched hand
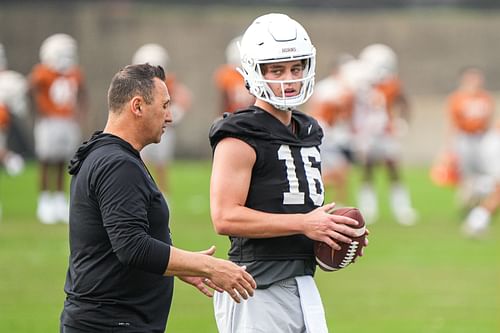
[201,246,256,303]
[177,275,222,297]
[178,246,224,297]
[209,261,256,303]
[177,245,257,303]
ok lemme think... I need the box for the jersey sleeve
[209,113,258,152]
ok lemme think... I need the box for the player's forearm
[211,205,304,238]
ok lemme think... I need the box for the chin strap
[273,103,294,112]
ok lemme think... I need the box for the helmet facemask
[239,54,315,111]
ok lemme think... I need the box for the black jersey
[61,132,173,332]
[209,106,324,263]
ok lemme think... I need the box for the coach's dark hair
[107,63,166,112]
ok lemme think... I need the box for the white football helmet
[132,43,170,70]
[313,76,346,104]
[0,43,6,71]
[340,59,377,93]
[225,36,242,67]
[359,43,398,82]
[0,70,28,117]
[39,33,78,73]
[238,13,316,111]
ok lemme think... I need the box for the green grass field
[0,161,498,332]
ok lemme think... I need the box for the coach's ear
[130,96,143,117]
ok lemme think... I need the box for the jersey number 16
[278,145,324,206]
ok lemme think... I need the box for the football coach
[60,63,256,332]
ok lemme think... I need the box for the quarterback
[209,13,365,333]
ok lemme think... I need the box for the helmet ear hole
[250,86,260,97]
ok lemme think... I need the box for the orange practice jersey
[376,77,402,114]
[309,91,353,127]
[375,77,406,134]
[165,74,192,114]
[30,64,84,118]
[447,90,494,134]
[214,64,254,114]
[0,104,9,129]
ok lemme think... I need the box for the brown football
[314,207,366,272]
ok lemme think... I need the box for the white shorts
[34,117,81,162]
[141,128,175,164]
[319,122,351,171]
[213,277,328,333]
[480,131,500,181]
[355,132,401,162]
[455,133,485,178]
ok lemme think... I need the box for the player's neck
[254,100,292,126]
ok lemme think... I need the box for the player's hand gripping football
[303,202,363,250]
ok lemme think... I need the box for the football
[314,207,366,272]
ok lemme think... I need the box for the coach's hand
[165,245,256,303]
[177,246,227,297]
[177,275,222,297]
[208,259,256,303]
[201,246,256,303]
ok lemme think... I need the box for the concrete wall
[1,3,499,164]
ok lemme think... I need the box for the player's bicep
[210,137,255,225]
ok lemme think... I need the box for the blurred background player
[442,67,495,213]
[349,44,417,225]
[462,121,500,237]
[307,54,355,206]
[0,43,28,175]
[0,43,29,219]
[132,43,192,196]
[213,35,255,116]
[341,57,387,224]
[30,33,88,224]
